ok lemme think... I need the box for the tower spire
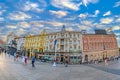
[61,25,66,32]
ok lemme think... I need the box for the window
[70,45,72,49]
[54,36,56,38]
[74,45,76,49]
[78,46,80,49]
[70,40,72,44]
[74,40,76,43]
[66,34,67,37]
[74,34,76,38]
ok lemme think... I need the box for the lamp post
[53,39,57,67]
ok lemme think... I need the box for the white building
[45,26,82,64]
[16,35,25,51]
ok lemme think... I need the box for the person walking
[64,58,68,67]
[32,56,35,67]
[24,56,28,65]
[16,54,19,61]
[22,55,25,64]
[14,52,16,61]
[105,58,108,66]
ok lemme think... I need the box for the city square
[0,0,120,80]
[0,53,120,80]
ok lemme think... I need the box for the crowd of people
[0,48,36,68]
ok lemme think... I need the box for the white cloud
[0,10,5,15]
[0,17,4,21]
[18,22,30,28]
[30,21,44,27]
[23,1,43,13]
[103,11,111,16]
[94,10,100,16]
[89,10,100,17]
[30,27,41,35]
[51,0,82,11]
[78,13,88,19]
[6,25,17,29]
[40,20,64,27]
[49,10,68,18]
[49,21,64,27]
[64,17,76,21]
[112,26,120,31]
[66,27,74,31]
[93,23,106,29]
[0,11,3,15]
[115,33,120,36]
[100,18,113,24]
[24,1,38,11]
[116,18,120,22]
[81,20,92,26]
[114,1,120,7]
[82,0,99,7]
[78,10,99,18]
[16,28,26,36]
[33,8,43,13]
[78,25,92,30]
[8,11,31,20]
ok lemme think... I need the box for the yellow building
[24,30,46,58]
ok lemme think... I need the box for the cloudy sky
[0,0,120,47]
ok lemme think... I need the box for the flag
[54,39,57,46]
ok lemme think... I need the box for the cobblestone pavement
[0,54,120,80]
[85,59,120,75]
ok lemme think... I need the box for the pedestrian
[22,55,25,64]
[16,54,19,61]
[105,58,108,66]
[31,56,35,67]
[14,52,16,61]
[65,59,68,67]
[24,56,28,65]
[4,50,6,56]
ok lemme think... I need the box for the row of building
[6,26,119,64]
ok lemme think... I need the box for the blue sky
[0,0,120,47]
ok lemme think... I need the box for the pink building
[82,34,119,62]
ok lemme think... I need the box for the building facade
[15,26,119,64]
[82,34,119,62]
[44,26,82,64]
[24,30,46,58]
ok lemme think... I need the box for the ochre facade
[24,30,46,58]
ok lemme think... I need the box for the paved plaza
[0,53,120,80]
